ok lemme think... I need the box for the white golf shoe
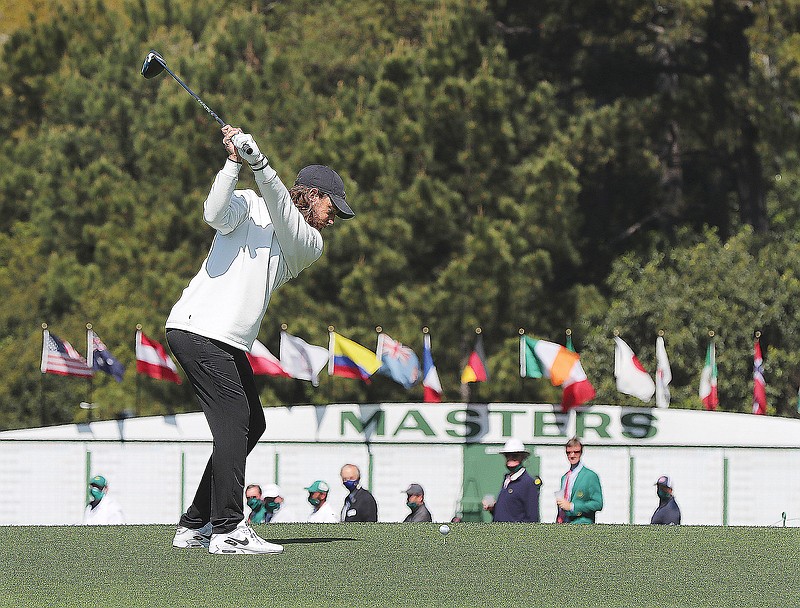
[172,522,212,549]
[208,523,284,555]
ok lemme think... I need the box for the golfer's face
[309,193,336,231]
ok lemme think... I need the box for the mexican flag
[699,341,719,410]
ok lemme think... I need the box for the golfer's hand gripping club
[232,133,267,171]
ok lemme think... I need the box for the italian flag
[520,336,595,412]
[699,340,719,410]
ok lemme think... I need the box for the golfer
[167,125,354,554]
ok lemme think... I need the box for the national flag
[328,332,382,383]
[655,335,672,409]
[614,336,655,402]
[279,330,329,386]
[88,329,125,382]
[376,333,421,389]
[461,334,489,384]
[422,332,443,403]
[752,338,767,415]
[699,340,718,410]
[247,339,290,377]
[136,330,181,384]
[520,335,595,411]
[41,329,93,378]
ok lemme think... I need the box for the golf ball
[439,524,450,535]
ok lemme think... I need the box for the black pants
[166,329,266,534]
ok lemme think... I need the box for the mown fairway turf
[1,523,798,607]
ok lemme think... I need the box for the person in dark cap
[402,484,433,522]
[166,125,354,555]
[650,475,681,525]
[490,438,541,523]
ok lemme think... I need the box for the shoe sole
[173,540,210,549]
[209,546,284,555]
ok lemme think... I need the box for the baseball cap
[655,475,672,489]
[262,483,281,498]
[305,480,330,493]
[295,165,355,219]
[90,475,107,489]
[403,483,424,496]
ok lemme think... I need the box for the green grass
[1,523,798,607]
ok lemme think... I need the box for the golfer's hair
[565,436,583,450]
[288,184,316,224]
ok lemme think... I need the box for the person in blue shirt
[650,475,681,525]
[490,439,541,523]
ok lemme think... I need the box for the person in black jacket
[490,438,541,523]
[402,483,433,523]
[650,475,681,525]
[340,464,378,522]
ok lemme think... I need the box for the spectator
[83,475,125,525]
[402,483,432,522]
[491,439,541,523]
[650,475,681,525]
[340,464,378,522]
[305,480,338,523]
[262,483,299,523]
[556,437,603,524]
[245,484,269,524]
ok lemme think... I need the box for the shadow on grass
[271,537,360,545]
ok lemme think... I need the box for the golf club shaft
[161,63,225,127]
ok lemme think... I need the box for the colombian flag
[461,334,489,384]
[328,331,382,383]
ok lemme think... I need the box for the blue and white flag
[88,329,125,382]
[376,333,420,389]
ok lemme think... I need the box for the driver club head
[141,50,166,79]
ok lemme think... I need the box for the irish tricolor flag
[699,340,719,410]
[520,336,595,412]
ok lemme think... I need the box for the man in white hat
[490,439,541,522]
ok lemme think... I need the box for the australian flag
[89,329,126,382]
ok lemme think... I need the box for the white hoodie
[166,160,323,351]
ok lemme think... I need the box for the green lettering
[576,411,611,439]
[621,412,657,439]
[492,410,526,437]
[533,411,568,438]
[446,409,483,438]
[393,410,435,437]
[340,410,385,436]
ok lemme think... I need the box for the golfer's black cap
[295,165,355,219]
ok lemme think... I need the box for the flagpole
[422,326,429,402]
[327,325,335,405]
[86,323,94,422]
[518,328,525,400]
[135,324,142,413]
[472,327,482,403]
[40,323,48,427]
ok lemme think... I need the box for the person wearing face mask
[305,480,338,523]
[556,436,603,524]
[246,483,297,524]
[650,476,681,525]
[83,475,125,525]
[402,484,432,523]
[491,439,541,523]
[340,464,378,522]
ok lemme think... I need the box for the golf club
[141,50,252,154]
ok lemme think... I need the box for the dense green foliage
[2,523,799,607]
[0,0,799,428]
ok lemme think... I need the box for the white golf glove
[232,133,268,171]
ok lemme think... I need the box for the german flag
[461,334,489,383]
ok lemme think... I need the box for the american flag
[41,329,93,378]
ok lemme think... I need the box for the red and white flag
[614,336,655,402]
[422,332,443,403]
[279,330,329,386]
[41,328,93,378]
[752,338,767,415]
[699,340,718,410]
[247,339,290,377]
[655,335,672,409]
[136,329,181,384]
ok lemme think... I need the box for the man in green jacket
[555,437,603,524]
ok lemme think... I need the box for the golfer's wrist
[222,158,243,177]
[249,155,269,172]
